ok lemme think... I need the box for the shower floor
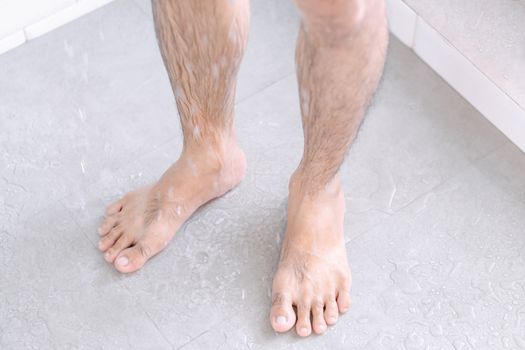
[1,0,525,349]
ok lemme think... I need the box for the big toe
[270,293,296,333]
[114,247,144,273]
[113,242,156,273]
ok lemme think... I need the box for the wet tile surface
[0,205,172,349]
[403,0,525,110]
[1,0,525,349]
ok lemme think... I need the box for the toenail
[117,256,129,266]
[318,324,326,331]
[97,227,103,235]
[98,241,103,248]
[300,327,308,336]
[275,316,287,325]
[329,316,337,322]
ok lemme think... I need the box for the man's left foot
[270,173,352,336]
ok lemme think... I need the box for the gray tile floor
[1,1,525,349]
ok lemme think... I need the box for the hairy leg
[270,0,388,336]
[98,0,250,273]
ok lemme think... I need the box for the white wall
[386,0,525,152]
[0,0,115,55]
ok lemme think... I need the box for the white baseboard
[0,0,115,52]
[386,0,525,153]
[0,30,26,55]
[385,0,417,47]
[25,0,115,40]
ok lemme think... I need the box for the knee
[295,0,384,36]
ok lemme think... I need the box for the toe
[98,214,118,236]
[324,297,339,325]
[311,299,327,334]
[270,293,296,333]
[295,301,312,337]
[105,198,124,216]
[104,233,133,263]
[113,239,161,273]
[336,289,351,313]
[97,226,123,251]
[113,246,139,273]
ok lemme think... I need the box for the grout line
[236,71,295,105]
[176,330,211,350]
[345,139,511,249]
[470,140,509,165]
[347,138,523,251]
[133,301,177,349]
[59,198,177,349]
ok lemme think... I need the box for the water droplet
[429,323,443,337]
[404,331,424,349]
[196,251,209,264]
[389,261,422,294]
[357,317,369,324]
[211,64,219,79]
[78,107,86,122]
[63,40,74,58]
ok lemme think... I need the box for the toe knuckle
[138,244,151,258]
[272,269,290,286]
[110,225,121,235]
[340,269,352,283]
[325,291,337,301]
[299,281,314,294]
[272,293,288,306]
[340,277,351,292]
[312,299,324,309]
[297,299,310,311]
[327,298,338,308]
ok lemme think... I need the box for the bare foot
[270,173,352,337]
[97,140,246,273]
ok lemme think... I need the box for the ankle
[182,133,242,172]
[289,169,343,200]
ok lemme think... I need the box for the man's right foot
[97,138,246,273]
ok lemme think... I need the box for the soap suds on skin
[193,126,201,140]
[211,64,219,80]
